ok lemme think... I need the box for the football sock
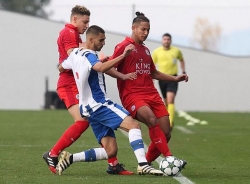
[167,103,175,127]
[148,124,172,157]
[128,129,148,164]
[146,142,161,163]
[138,162,149,166]
[50,120,89,157]
[108,157,118,166]
[73,148,108,162]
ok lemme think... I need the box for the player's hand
[176,74,188,82]
[100,56,110,63]
[123,44,135,57]
[121,72,137,80]
[58,64,65,73]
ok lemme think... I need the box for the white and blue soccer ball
[159,156,182,176]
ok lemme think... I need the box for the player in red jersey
[42,5,133,175]
[109,12,188,170]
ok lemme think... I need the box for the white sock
[128,129,147,163]
[73,148,108,162]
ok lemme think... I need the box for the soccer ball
[159,156,182,176]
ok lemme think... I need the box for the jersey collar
[125,36,145,46]
[125,36,135,43]
[65,24,79,32]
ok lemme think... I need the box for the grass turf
[0,110,249,184]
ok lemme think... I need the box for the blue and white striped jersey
[62,48,111,117]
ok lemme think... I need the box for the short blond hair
[71,5,90,16]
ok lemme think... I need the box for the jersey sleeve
[61,58,72,70]
[86,53,99,67]
[177,49,183,61]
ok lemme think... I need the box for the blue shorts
[88,101,130,144]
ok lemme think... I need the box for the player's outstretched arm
[151,70,188,82]
[93,44,134,73]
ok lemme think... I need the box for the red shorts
[122,93,169,118]
[57,82,79,109]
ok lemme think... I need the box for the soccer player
[152,33,187,130]
[56,25,163,176]
[42,5,133,175]
[108,12,188,168]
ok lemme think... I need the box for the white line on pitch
[119,129,195,184]
[175,126,194,134]
[177,110,209,126]
[0,144,40,147]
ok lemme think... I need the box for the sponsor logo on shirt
[136,62,151,75]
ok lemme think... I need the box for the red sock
[50,120,89,157]
[148,124,172,157]
[108,157,118,166]
[146,142,161,163]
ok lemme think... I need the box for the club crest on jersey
[145,49,150,55]
[131,105,136,111]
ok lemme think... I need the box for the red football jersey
[57,24,82,88]
[110,37,159,105]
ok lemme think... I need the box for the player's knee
[123,116,141,130]
[68,105,85,121]
[130,121,140,129]
[146,117,158,127]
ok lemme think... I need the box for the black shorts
[158,77,178,98]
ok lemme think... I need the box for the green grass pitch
[0,110,249,184]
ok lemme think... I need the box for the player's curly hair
[71,5,90,16]
[132,11,150,24]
